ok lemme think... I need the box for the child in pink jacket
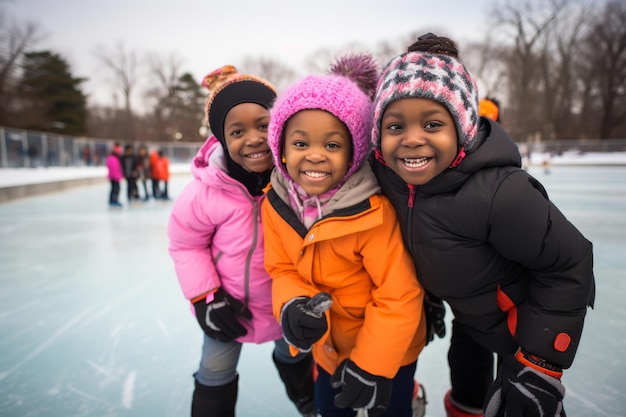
[167,66,315,417]
[105,143,123,207]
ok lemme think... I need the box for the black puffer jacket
[371,117,595,368]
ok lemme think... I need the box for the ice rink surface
[0,165,624,417]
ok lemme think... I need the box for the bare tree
[144,51,184,141]
[303,47,344,75]
[0,3,41,123]
[300,31,423,78]
[463,37,509,108]
[93,42,139,139]
[538,2,589,140]
[240,56,298,94]
[491,0,569,142]
[577,0,626,139]
[303,43,359,74]
[372,31,427,68]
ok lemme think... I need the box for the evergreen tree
[143,71,205,142]
[172,72,205,141]
[16,51,87,135]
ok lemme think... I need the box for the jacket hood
[460,118,522,173]
[269,161,381,216]
[190,136,230,185]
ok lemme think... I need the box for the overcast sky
[8,0,493,107]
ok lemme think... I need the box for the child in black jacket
[370,33,595,417]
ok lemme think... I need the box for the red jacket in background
[151,151,170,181]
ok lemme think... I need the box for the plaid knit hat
[202,65,276,145]
[269,53,379,180]
[372,50,480,153]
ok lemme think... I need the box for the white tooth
[247,151,266,159]
[305,171,326,178]
[404,157,429,168]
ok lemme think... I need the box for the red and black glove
[192,288,252,342]
[331,359,392,417]
[484,350,566,417]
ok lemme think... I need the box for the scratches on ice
[0,282,151,382]
[86,359,117,381]
[122,371,136,409]
[68,384,114,407]
[0,303,114,381]
[156,319,170,342]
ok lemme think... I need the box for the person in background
[106,143,123,207]
[153,149,171,200]
[167,65,316,417]
[478,97,501,124]
[121,144,140,202]
[135,144,151,201]
[82,145,92,166]
[263,53,427,417]
[150,148,161,198]
[370,33,595,417]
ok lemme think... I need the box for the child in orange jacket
[151,149,170,199]
[262,53,427,417]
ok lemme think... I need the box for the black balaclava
[209,81,276,196]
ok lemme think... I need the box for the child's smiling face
[380,97,459,185]
[282,109,352,196]
[224,102,273,173]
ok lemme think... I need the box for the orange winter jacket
[151,152,170,181]
[149,151,159,178]
[262,166,427,379]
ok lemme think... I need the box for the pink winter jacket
[106,153,123,181]
[167,136,282,344]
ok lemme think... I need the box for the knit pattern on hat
[203,65,276,119]
[269,55,377,180]
[372,52,479,151]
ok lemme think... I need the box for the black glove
[192,287,252,342]
[280,296,329,352]
[424,292,446,343]
[484,354,566,417]
[331,359,392,417]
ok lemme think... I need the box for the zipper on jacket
[243,199,259,308]
[233,182,258,309]
[407,184,415,209]
[406,184,416,258]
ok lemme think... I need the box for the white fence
[1,126,625,169]
[0,126,201,168]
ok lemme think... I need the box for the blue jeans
[315,361,417,417]
[195,335,302,387]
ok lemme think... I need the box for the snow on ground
[0,165,190,188]
[0,152,625,189]
[529,151,626,166]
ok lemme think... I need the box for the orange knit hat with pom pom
[202,65,276,144]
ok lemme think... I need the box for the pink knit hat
[268,53,379,179]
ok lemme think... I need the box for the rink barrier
[0,126,200,168]
[1,126,626,169]
[0,165,190,203]
[0,176,106,203]
[1,126,625,203]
